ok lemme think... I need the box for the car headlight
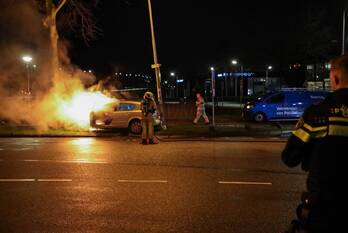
[246,104,254,110]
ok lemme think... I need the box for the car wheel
[254,112,266,123]
[129,119,142,134]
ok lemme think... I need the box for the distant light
[33,64,37,68]
[115,73,118,75]
[83,70,87,73]
[176,79,184,83]
[164,81,168,84]
[88,70,92,73]
[268,66,273,70]
[210,67,215,71]
[231,60,238,65]
[170,72,175,76]
[22,55,32,63]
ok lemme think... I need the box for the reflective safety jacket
[282,88,348,230]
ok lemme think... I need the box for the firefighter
[140,91,157,145]
[282,54,348,233]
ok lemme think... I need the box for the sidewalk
[157,119,294,140]
[0,119,294,139]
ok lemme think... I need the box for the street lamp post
[232,60,238,97]
[147,0,166,129]
[342,9,346,55]
[22,55,33,95]
[210,67,216,128]
[266,65,273,92]
[232,59,244,102]
[170,72,178,98]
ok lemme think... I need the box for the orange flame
[56,90,115,129]
[36,75,117,131]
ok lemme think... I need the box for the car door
[265,93,286,120]
[283,92,306,119]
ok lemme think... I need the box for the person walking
[193,92,210,124]
[140,91,157,145]
[282,54,348,233]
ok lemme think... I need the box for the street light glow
[170,72,175,76]
[210,67,215,71]
[231,60,238,65]
[22,55,33,63]
[268,66,273,70]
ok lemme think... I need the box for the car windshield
[255,92,275,102]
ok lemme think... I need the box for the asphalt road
[0,137,306,233]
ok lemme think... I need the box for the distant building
[205,71,282,98]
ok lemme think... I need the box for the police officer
[282,54,348,232]
[141,91,157,145]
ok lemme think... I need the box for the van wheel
[129,119,142,134]
[254,112,266,123]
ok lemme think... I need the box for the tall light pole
[342,9,346,55]
[210,67,216,128]
[232,60,238,97]
[22,55,33,95]
[170,72,178,98]
[266,65,273,91]
[232,59,244,102]
[147,0,166,129]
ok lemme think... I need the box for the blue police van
[243,89,329,122]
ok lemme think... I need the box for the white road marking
[117,179,168,183]
[0,179,35,182]
[37,179,72,182]
[218,181,272,185]
[18,159,108,164]
[0,179,72,182]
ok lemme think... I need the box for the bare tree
[39,0,99,81]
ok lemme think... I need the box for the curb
[156,135,288,142]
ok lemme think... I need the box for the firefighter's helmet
[143,91,154,99]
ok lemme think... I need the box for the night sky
[68,0,345,78]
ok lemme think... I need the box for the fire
[56,90,115,129]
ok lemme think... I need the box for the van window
[267,93,285,103]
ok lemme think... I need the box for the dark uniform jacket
[281,88,348,231]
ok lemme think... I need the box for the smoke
[0,0,113,131]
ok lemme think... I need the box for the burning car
[89,100,161,134]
